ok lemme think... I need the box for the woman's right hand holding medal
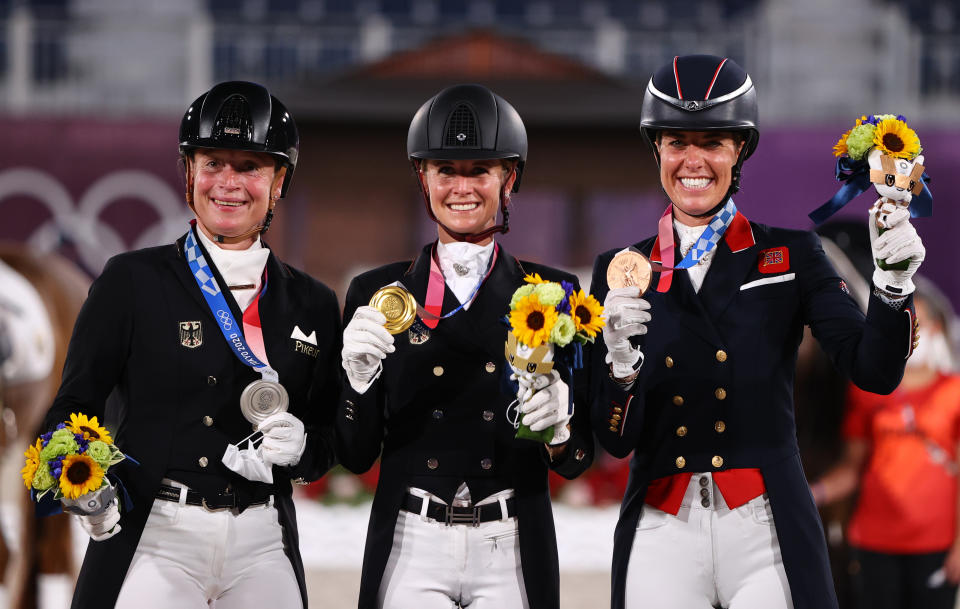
[342,306,396,394]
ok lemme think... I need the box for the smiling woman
[657,131,744,225]
[40,80,342,609]
[420,158,516,242]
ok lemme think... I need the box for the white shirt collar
[195,227,269,304]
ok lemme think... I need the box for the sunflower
[59,454,105,499]
[21,439,42,490]
[509,294,558,348]
[832,128,851,157]
[523,273,547,285]
[67,413,112,444]
[873,117,921,160]
[568,289,605,338]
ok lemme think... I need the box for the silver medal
[239,379,289,426]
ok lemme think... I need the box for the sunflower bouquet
[811,114,932,250]
[505,274,604,443]
[22,413,126,505]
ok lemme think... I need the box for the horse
[0,242,90,609]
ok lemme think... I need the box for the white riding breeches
[378,493,529,609]
[625,472,793,609]
[115,491,301,609]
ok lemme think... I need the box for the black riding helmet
[179,81,299,198]
[641,55,758,217]
[407,84,527,242]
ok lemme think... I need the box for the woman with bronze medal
[590,55,928,609]
[39,81,341,608]
[337,84,595,609]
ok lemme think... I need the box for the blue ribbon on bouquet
[810,157,934,225]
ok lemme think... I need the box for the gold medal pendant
[369,286,418,335]
[606,250,653,295]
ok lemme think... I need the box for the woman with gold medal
[337,84,595,609]
[39,81,341,609]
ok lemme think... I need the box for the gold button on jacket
[672,395,684,406]
[715,350,727,362]
[715,388,727,400]
[712,455,724,468]
[715,420,726,433]
[665,356,674,368]
[676,426,688,437]
[675,456,686,469]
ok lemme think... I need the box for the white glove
[221,440,274,484]
[869,201,925,296]
[518,370,572,445]
[258,412,306,467]
[342,305,395,393]
[62,483,121,542]
[602,286,650,378]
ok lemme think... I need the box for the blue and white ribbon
[184,226,278,383]
[675,199,737,269]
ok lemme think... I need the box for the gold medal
[369,286,418,335]
[606,250,653,295]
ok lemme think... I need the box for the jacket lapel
[698,212,758,321]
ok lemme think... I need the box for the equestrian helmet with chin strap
[179,81,299,197]
[407,84,527,193]
[641,55,758,209]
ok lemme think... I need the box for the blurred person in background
[39,81,341,609]
[590,54,925,609]
[336,83,594,609]
[811,276,960,609]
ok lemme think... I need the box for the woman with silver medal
[337,84,595,609]
[40,81,341,609]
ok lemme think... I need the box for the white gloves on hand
[602,287,650,378]
[342,305,395,393]
[258,412,306,467]
[869,201,925,296]
[62,483,121,542]
[517,370,572,445]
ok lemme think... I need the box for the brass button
[611,414,622,421]
[433,366,444,376]
[665,356,674,368]
[712,455,724,468]
[202,415,213,427]
[672,395,684,406]
[715,388,727,400]
[715,420,726,433]
[676,426,687,437]
[676,456,686,469]
[609,418,618,426]
[207,375,217,386]
[715,350,727,362]
[198,456,209,468]
[609,426,618,432]
[432,409,444,420]
[574,449,586,461]
[480,458,492,470]
[482,410,494,422]
[426,458,439,470]
[485,362,496,373]
[613,407,623,414]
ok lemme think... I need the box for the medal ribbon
[184,224,278,382]
[421,243,499,329]
[655,199,737,292]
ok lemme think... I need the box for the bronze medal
[369,286,417,335]
[240,379,289,426]
[606,250,653,295]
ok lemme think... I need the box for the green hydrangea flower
[32,464,56,491]
[533,283,565,308]
[550,314,576,347]
[845,123,877,160]
[86,440,112,468]
[40,429,79,461]
[510,284,535,309]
